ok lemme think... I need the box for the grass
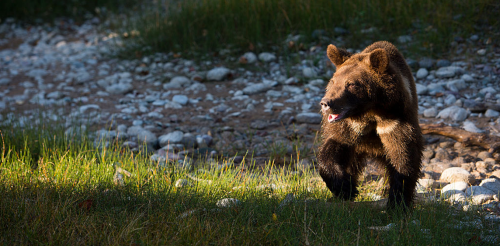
[0,0,136,22]
[124,0,499,58]
[1,116,500,245]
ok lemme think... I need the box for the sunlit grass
[125,0,498,57]
[1,116,499,245]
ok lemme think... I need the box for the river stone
[440,167,474,184]
[159,131,184,147]
[240,52,257,63]
[127,126,158,146]
[302,67,317,78]
[423,107,438,117]
[296,112,322,124]
[175,179,191,188]
[216,198,241,208]
[436,106,467,121]
[258,52,276,62]
[479,178,500,195]
[415,83,428,95]
[465,186,496,204]
[169,76,191,87]
[441,181,468,199]
[484,109,500,118]
[172,95,189,105]
[106,83,133,94]
[207,67,230,81]
[416,68,428,79]
[242,83,273,95]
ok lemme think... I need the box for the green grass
[124,0,499,57]
[1,117,499,245]
[0,0,136,22]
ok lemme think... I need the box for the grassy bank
[126,0,498,57]
[1,118,499,245]
[0,0,136,22]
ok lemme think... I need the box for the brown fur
[318,41,423,210]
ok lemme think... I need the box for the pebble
[258,52,276,62]
[302,67,317,78]
[479,178,500,194]
[216,198,241,208]
[416,68,429,79]
[440,167,474,184]
[175,179,191,188]
[172,95,189,105]
[159,131,184,146]
[441,181,468,199]
[127,126,158,146]
[207,67,230,81]
[423,107,438,118]
[240,52,257,64]
[436,106,468,121]
[462,121,483,133]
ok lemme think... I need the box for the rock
[423,107,438,117]
[169,76,192,87]
[258,52,276,62]
[440,167,474,184]
[446,79,466,92]
[436,106,467,121]
[172,95,189,105]
[444,94,457,106]
[302,67,317,78]
[216,198,241,208]
[441,181,468,199]
[0,78,11,85]
[484,109,500,117]
[415,83,428,95]
[416,68,428,79]
[436,59,451,67]
[417,178,436,189]
[159,131,184,147]
[242,83,273,95]
[461,74,474,82]
[477,49,486,56]
[477,151,492,161]
[419,58,434,69]
[479,178,500,194]
[447,192,467,203]
[479,87,497,95]
[207,67,230,81]
[462,121,483,133]
[465,186,496,204]
[435,66,463,78]
[175,179,191,188]
[240,52,257,64]
[434,148,451,161]
[296,112,322,124]
[106,83,133,94]
[181,133,197,148]
[127,126,158,147]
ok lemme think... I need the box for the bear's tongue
[328,114,340,123]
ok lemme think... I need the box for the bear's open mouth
[327,111,346,123]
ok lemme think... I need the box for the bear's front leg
[318,139,362,200]
[379,125,422,210]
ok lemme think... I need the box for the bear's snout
[320,98,331,113]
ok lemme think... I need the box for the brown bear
[318,41,423,210]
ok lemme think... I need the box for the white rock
[436,106,468,121]
[440,167,474,184]
[415,83,428,95]
[477,49,486,56]
[106,83,133,94]
[441,181,468,199]
[465,186,496,204]
[159,131,184,146]
[447,192,467,203]
[242,83,273,95]
[172,95,188,105]
[444,94,456,105]
[258,52,276,62]
[302,67,317,78]
[423,107,438,117]
[216,198,241,208]
[416,68,428,79]
[207,67,230,81]
[484,109,500,118]
[127,126,158,146]
[241,52,257,63]
[461,74,474,82]
[446,79,466,92]
[479,86,497,95]
[479,178,500,194]
[463,121,484,133]
[175,179,191,188]
[169,76,191,87]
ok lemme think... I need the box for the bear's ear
[327,44,351,67]
[366,48,388,73]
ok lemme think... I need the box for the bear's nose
[320,98,330,112]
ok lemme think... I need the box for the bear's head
[321,44,389,123]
